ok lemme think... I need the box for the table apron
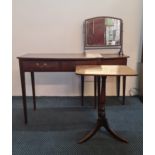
[20,58,127,72]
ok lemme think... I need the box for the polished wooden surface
[18,53,92,59]
[18,53,129,124]
[76,65,137,76]
[18,53,128,59]
[76,66,137,144]
[18,53,128,72]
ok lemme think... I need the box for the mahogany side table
[76,65,137,143]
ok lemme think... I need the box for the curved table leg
[78,119,101,144]
[102,117,128,143]
[79,117,128,144]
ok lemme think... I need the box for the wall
[12,0,142,96]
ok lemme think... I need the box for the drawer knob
[36,63,40,66]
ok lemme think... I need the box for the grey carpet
[12,96,143,155]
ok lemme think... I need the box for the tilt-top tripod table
[76,65,137,144]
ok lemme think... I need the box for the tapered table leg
[116,76,120,97]
[79,76,128,144]
[31,72,36,110]
[117,76,126,105]
[122,76,126,105]
[81,75,84,106]
[94,76,97,108]
[19,61,28,124]
[97,76,101,104]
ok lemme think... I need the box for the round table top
[76,65,137,76]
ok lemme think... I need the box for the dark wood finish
[81,75,84,106]
[19,60,27,124]
[97,76,101,106]
[21,59,98,72]
[18,53,128,124]
[94,76,97,108]
[31,72,36,110]
[122,76,126,105]
[79,76,128,144]
[81,76,97,108]
[84,16,123,55]
[82,57,127,106]
[117,76,127,104]
[117,76,120,97]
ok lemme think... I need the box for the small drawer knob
[43,63,47,66]
[36,63,40,66]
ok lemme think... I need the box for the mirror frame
[83,16,123,55]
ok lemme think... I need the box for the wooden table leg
[117,76,126,105]
[94,76,97,108]
[122,76,126,105]
[19,62,28,124]
[81,75,84,106]
[78,76,128,144]
[81,76,97,108]
[97,76,101,105]
[31,72,36,110]
[116,76,120,97]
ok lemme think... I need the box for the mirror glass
[84,17,122,48]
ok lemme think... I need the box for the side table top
[76,65,137,76]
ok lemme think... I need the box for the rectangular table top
[17,53,128,60]
[76,65,137,76]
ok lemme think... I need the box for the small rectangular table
[17,53,129,124]
[76,65,137,143]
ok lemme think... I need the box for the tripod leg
[78,119,102,144]
[103,117,128,143]
[100,77,128,143]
